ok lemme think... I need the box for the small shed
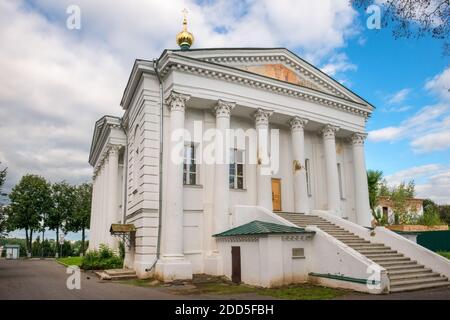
[5,244,21,259]
[214,220,315,287]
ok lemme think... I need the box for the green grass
[56,256,82,267]
[119,279,162,288]
[437,251,450,259]
[170,282,347,300]
[258,284,347,300]
[116,277,348,300]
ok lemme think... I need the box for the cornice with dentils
[156,52,372,119]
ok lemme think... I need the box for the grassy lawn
[56,256,83,267]
[437,251,450,259]
[119,278,348,300]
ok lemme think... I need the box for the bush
[417,209,442,226]
[81,244,123,270]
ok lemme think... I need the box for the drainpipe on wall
[145,58,164,272]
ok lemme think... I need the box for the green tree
[418,199,442,226]
[0,162,6,192]
[66,183,92,256]
[7,174,52,254]
[48,181,75,257]
[390,181,416,224]
[439,205,450,225]
[367,170,383,218]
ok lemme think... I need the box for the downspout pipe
[145,58,164,272]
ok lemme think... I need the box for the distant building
[375,196,424,224]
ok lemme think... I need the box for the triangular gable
[173,48,372,107]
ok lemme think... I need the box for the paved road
[1,259,449,300]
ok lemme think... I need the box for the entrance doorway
[231,246,241,283]
[272,178,282,211]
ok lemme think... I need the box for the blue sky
[0,0,449,241]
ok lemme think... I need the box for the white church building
[88,19,449,294]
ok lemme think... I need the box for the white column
[321,124,341,216]
[156,91,192,281]
[89,171,99,250]
[101,157,110,245]
[289,117,310,214]
[351,133,372,227]
[107,145,120,250]
[255,108,273,211]
[213,100,235,233]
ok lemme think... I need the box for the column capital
[165,91,191,112]
[321,124,340,139]
[214,99,235,118]
[289,117,309,131]
[350,132,368,146]
[254,108,273,126]
[107,144,121,156]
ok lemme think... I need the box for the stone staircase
[278,212,449,293]
[96,268,137,281]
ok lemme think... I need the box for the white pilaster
[107,145,120,251]
[213,100,235,233]
[289,117,310,214]
[156,91,192,282]
[88,173,97,251]
[101,157,110,246]
[255,108,273,211]
[321,124,341,216]
[350,133,372,227]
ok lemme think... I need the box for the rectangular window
[305,158,312,196]
[292,248,305,259]
[337,163,344,199]
[229,149,244,189]
[183,143,197,185]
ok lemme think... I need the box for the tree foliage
[367,170,384,217]
[65,182,92,255]
[7,174,52,253]
[351,0,449,53]
[0,162,6,192]
[47,181,76,252]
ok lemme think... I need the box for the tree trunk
[29,229,33,256]
[56,227,59,258]
[25,228,29,255]
[81,228,85,256]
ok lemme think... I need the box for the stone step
[389,271,441,281]
[340,240,371,244]
[379,260,418,267]
[388,267,431,275]
[371,256,411,263]
[364,253,404,259]
[385,263,425,271]
[358,249,397,254]
[348,244,388,249]
[390,276,448,287]
[390,281,450,293]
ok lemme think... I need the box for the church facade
[88,46,450,293]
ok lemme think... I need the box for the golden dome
[176,9,194,50]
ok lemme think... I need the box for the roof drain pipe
[145,58,164,274]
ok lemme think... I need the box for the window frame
[183,142,198,186]
[229,148,245,190]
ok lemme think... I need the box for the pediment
[173,48,372,107]
[238,63,320,91]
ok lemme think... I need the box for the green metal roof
[213,220,313,237]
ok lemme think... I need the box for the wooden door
[272,178,282,211]
[231,246,241,284]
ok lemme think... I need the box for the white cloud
[320,53,357,77]
[386,88,411,105]
[385,164,450,204]
[369,66,450,153]
[0,0,361,190]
